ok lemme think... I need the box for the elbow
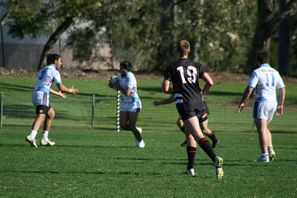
[208,80,214,87]
[162,87,170,94]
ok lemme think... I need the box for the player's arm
[50,88,66,98]
[201,72,214,95]
[153,96,174,106]
[57,83,79,94]
[237,86,254,112]
[119,87,132,96]
[276,87,286,115]
[162,79,172,94]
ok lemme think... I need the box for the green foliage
[5,0,101,38]
[3,0,297,73]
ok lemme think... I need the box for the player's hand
[58,91,66,98]
[276,105,284,116]
[69,86,79,94]
[237,103,244,113]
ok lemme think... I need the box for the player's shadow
[0,143,132,149]
[0,82,33,92]
[3,104,35,119]
[0,169,104,175]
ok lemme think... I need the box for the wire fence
[0,93,117,130]
[0,92,296,134]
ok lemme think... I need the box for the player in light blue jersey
[26,54,79,148]
[238,51,285,162]
[109,61,144,148]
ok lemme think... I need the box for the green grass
[0,75,297,197]
[0,128,296,197]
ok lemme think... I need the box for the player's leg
[41,107,55,146]
[254,118,269,162]
[184,116,216,162]
[267,103,277,161]
[201,120,219,148]
[128,111,145,148]
[119,111,129,130]
[267,125,275,161]
[177,117,185,133]
[26,105,47,148]
[185,133,196,176]
[184,116,223,178]
[177,117,187,147]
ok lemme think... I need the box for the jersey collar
[260,63,270,67]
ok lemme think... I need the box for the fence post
[0,93,3,128]
[91,94,95,128]
[116,90,120,132]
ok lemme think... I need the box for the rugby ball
[109,76,119,87]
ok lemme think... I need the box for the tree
[247,0,297,73]
[4,0,101,70]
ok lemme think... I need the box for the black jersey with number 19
[164,58,206,110]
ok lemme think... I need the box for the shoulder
[127,71,135,78]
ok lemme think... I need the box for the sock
[30,130,38,139]
[43,131,49,140]
[198,137,216,163]
[206,132,218,143]
[187,146,196,169]
[268,145,273,151]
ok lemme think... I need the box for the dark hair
[177,40,191,56]
[257,51,269,64]
[46,53,61,65]
[120,60,132,71]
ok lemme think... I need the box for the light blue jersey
[32,64,61,106]
[248,63,285,102]
[117,71,142,112]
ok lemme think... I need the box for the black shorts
[176,104,208,123]
[36,105,51,115]
[202,100,210,115]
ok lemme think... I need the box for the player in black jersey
[162,40,223,179]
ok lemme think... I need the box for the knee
[120,123,128,130]
[127,123,136,130]
[47,110,55,120]
[176,119,184,129]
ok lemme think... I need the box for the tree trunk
[37,16,74,70]
[247,0,274,72]
[247,0,297,73]
[278,0,290,75]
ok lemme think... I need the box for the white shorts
[32,91,50,106]
[120,101,142,112]
[253,101,277,121]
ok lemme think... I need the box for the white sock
[268,145,273,151]
[30,130,37,139]
[43,131,49,140]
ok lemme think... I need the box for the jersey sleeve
[248,71,258,88]
[127,73,136,88]
[198,63,207,78]
[275,72,285,89]
[53,69,62,84]
[163,65,172,81]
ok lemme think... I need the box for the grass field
[0,75,297,197]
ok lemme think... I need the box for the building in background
[0,6,113,71]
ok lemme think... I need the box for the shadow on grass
[0,143,133,149]
[0,82,33,93]
[0,169,104,175]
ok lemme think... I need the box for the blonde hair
[177,40,191,56]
